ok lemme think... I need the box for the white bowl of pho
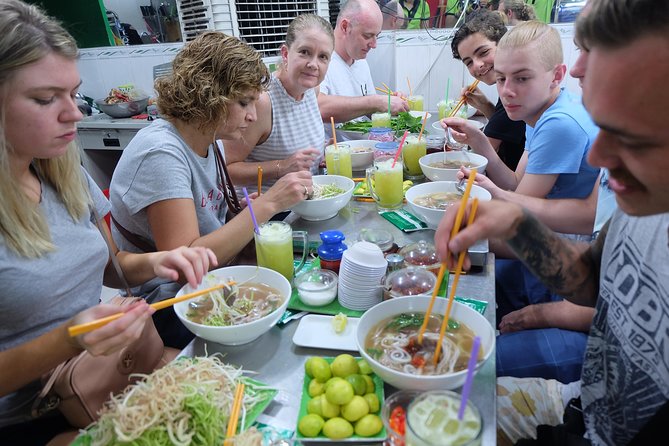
[174,265,291,345]
[405,181,492,229]
[355,295,494,391]
[290,175,355,221]
[419,151,488,182]
[347,140,376,170]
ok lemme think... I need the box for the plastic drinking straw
[257,165,263,196]
[330,117,338,149]
[391,130,409,168]
[458,336,481,420]
[242,187,260,234]
[446,78,451,102]
[407,77,412,97]
[387,91,391,116]
[418,111,429,141]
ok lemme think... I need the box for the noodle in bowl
[174,265,291,345]
[355,295,494,390]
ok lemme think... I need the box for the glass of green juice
[402,133,427,180]
[372,112,392,128]
[405,390,482,446]
[325,143,353,178]
[438,99,469,120]
[366,156,404,211]
[254,221,308,282]
[408,95,424,111]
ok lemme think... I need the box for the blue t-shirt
[525,90,600,199]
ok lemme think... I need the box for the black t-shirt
[484,99,526,170]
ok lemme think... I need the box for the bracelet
[276,160,282,178]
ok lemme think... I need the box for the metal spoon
[455,177,466,195]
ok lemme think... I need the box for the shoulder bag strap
[109,214,157,254]
[91,205,133,297]
[214,140,242,215]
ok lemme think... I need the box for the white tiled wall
[77,25,579,108]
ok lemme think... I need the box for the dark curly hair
[156,32,270,131]
[451,9,507,60]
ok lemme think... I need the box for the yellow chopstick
[433,197,479,366]
[68,282,235,337]
[257,165,263,196]
[377,84,407,100]
[224,382,246,445]
[448,80,480,118]
[432,169,479,365]
[418,262,447,344]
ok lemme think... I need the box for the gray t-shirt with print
[110,118,227,302]
[0,168,109,427]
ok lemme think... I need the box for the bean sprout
[79,355,267,445]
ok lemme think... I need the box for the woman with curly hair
[109,32,312,347]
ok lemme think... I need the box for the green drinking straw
[445,78,451,102]
[387,91,391,116]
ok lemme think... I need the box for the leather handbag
[30,207,177,428]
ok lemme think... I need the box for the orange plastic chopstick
[433,197,479,366]
[67,282,235,337]
[224,382,246,445]
[448,80,480,118]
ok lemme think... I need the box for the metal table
[181,200,496,445]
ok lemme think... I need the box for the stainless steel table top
[181,200,496,445]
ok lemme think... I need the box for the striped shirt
[244,76,325,190]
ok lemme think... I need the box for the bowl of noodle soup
[419,151,488,182]
[174,265,291,345]
[405,181,492,229]
[355,295,494,390]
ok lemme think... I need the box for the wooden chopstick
[257,166,263,196]
[433,197,479,366]
[224,382,246,445]
[448,80,480,118]
[68,282,235,337]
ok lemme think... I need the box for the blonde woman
[498,0,537,25]
[109,32,311,346]
[224,14,334,191]
[0,1,216,443]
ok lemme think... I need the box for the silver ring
[303,184,309,197]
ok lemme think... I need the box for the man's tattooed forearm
[507,209,598,303]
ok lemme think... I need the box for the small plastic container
[381,390,423,446]
[425,133,445,154]
[374,141,400,161]
[383,267,437,300]
[358,228,397,255]
[318,230,347,274]
[399,240,441,276]
[294,269,339,307]
[369,127,394,142]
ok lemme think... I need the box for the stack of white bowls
[337,241,387,311]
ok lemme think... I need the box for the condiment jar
[369,127,394,142]
[358,228,398,255]
[373,141,399,161]
[385,253,405,274]
[399,240,441,276]
[318,230,347,274]
[383,267,437,300]
[425,133,446,154]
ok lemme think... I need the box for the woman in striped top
[224,14,334,192]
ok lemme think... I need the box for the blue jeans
[497,328,588,383]
[495,259,587,383]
